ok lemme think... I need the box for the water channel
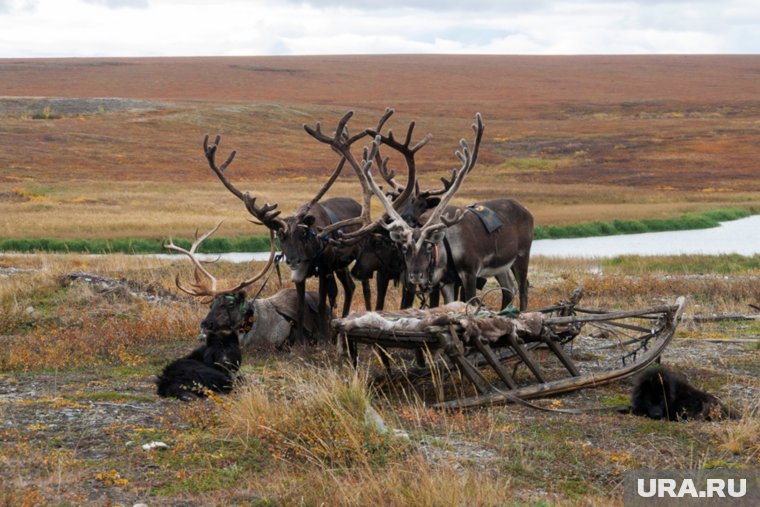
[157,215,760,263]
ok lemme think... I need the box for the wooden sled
[332,290,686,409]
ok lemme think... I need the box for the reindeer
[314,111,428,311]
[201,114,382,340]
[164,222,326,347]
[299,109,433,311]
[347,129,488,310]
[157,223,274,400]
[361,114,534,310]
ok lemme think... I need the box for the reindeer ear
[235,290,247,302]
[424,197,441,209]
[428,229,446,244]
[302,215,316,227]
[388,229,405,243]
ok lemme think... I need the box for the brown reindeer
[363,114,534,310]
[301,109,432,311]
[319,110,429,311]
[164,222,327,347]
[201,113,382,340]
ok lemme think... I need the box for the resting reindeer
[163,222,327,348]
[156,223,275,401]
[200,288,330,347]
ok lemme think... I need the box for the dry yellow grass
[710,400,760,457]
[3,56,760,242]
[1,252,757,505]
[4,178,760,240]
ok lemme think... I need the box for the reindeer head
[364,113,484,290]
[350,231,404,280]
[163,222,275,339]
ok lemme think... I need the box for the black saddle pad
[466,204,503,233]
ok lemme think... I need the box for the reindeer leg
[495,272,515,310]
[459,273,478,306]
[512,254,530,311]
[375,272,390,311]
[400,282,415,310]
[361,279,372,311]
[295,280,307,343]
[317,273,330,340]
[439,283,457,304]
[335,267,355,317]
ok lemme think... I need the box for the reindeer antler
[164,222,276,300]
[418,113,484,234]
[366,113,431,212]
[203,135,288,231]
[304,109,393,240]
[364,113,485,242]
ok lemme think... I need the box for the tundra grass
[1,252,758,506]
[1,206,755,253]
[0,235,271,254]
[602,253,760,274]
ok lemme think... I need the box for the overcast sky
[1,0,758,58]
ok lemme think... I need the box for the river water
[531,215,760,258]
[157,215,760,262]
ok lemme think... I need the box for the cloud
[83,0,148,8]
[0,0,37,14]
[0,0,757,57]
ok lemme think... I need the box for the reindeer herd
[157,108,536,400]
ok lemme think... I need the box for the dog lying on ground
[630,365,739,421]
[156,329,241,401]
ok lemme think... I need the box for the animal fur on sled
[334,303,545,343]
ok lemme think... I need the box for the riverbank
[0,208,754,255]
[533,207,752,239]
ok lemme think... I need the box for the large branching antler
[292,157,347,223]
[361,136,415,242]
[303,109,393,239]
[330,110,435,245]
[164,222,276,300]
[203,135,287,231]
[364,113,484,244]
[375,152,404,197]
[366,115,431,212]
[418,113,484,236]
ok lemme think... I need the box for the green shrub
[0,236,273,254]
[534,207,751,240]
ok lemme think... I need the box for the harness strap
[238,300,255,335]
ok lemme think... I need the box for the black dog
[630,365,738,421]
[156,329,242,401]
